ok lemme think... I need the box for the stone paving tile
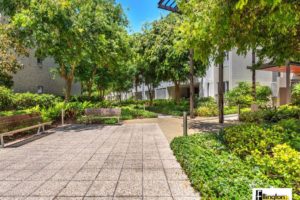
[51,170,78,181]
[5,170,37,181]
[165,169,188,181]
[162,159,182,169]
[72,169,100,181]
[143,180,171,197]
[5,181,44,196]
[26,197,55,200]
[58,181,93,197]
[31,180,68,196]
[27,170,59,181]
[114,180,142,197]
[143,169,166,180]
[0,124,200,200]
[168,181,199,197]
[143,159,163,169]
[119,169,142,181]
[0,170,17,180]
[0,181,21,195]
[86,181,117,197]
[96,169,121,181]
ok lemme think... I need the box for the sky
[115,0,168,33]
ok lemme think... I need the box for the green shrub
[13,93,62,110]
[240,105,300,123]
[0,86,14,110]
[196,103,218,116]
[249,144,300,197]
[171,134,278,200]
[147,99,188,116]
[77,116,119,125]
[277,119,300,151]
[292,83,300,105]
[223,123,284,157]
[121,107,157,120]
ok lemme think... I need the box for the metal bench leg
[1,135,4,148]
[37,125,41,135]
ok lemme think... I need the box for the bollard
[61,109,65,125]
[183,111,188,136]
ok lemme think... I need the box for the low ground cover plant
[171,134,287,200]
[171,132,300,199]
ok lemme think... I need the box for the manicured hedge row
[171,132,300,200]
[171,134,279,200]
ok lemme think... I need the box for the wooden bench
[84,108,121,123]
[0,113,52,148]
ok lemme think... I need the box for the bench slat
[85,108,121,117]
[1,122,52,137]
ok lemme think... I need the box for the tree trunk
[252,50,256,100]
[174,81,181,104]
[147,84,154,106]
[65,77,73,102]
[218,61,224,124]
[286,60,291,104]
[189,49,195,118]
[135,76,139,100]
[86,80,93,99]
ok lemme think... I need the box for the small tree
[292,83,300,105]
[226,82,253,119]
[226,82,272,119]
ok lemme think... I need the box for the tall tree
[8,0,128,101]
[0,23,27,88]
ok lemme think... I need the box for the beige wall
[12,51,81,96]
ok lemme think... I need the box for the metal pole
[61,109,65,125]
[183,112,188,136]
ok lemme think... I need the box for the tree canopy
[7,0,128,100]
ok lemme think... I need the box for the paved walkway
[0,124,200,200]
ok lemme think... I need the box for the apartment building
[1,14,81,96]
[122,49,300,106]
[12,51,81,96]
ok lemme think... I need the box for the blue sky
[116,0,168,33]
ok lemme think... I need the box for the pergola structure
[158,0,179,13]
[254,61,300,105]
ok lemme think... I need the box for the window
[226,51,229,60]
[37,58,43,68]
[207,83,210,96]
[224,81,229,92]
[272,72,277,82]
[37,86,44,94]
[217,81,229,92]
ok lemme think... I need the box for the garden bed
[171,120,300,199]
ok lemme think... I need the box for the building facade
[12,51,81,96]
[120,49,300,106]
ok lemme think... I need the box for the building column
[165,88,169,99]
[286,61,291,104]
[142,83,146,100]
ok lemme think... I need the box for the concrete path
[0,124,200,200]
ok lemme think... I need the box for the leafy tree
[151,14,207,104]
[0,23,27,88]
[226,82,272,118]
[9,0,128,101]
[292,83,300,105]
